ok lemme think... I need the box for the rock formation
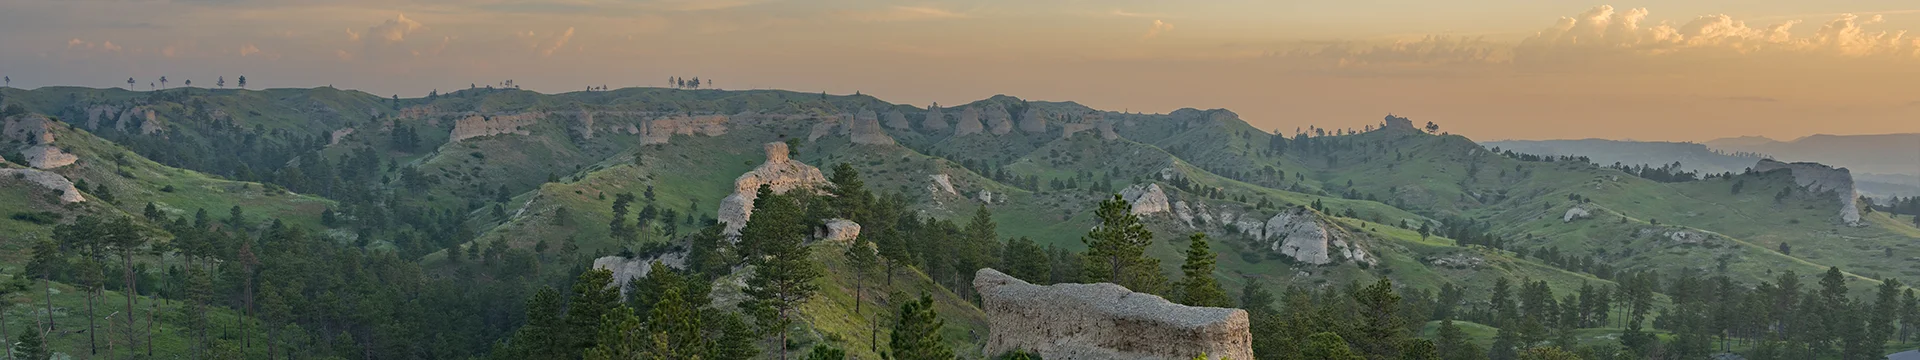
[1098,120,1120,140]
[1380,114,1417,133]
[986,105,1015,135]
[1119,184,1171,215]
[807,115,843,142]
[1754,159,1863,226]
[1019,108,1048,134]
[922,105,949,130]
[954,107,985,136]
[0,168,86,203]
[449,113,543,142]
[1254,207,1369,265]
[329,128,356,146]
[23,145,77,169]
[929,174,957,195]
[591,253,686,297]
[642,114,730,145]
[717,142,830,235]
[884,110,911,130]
[816,219,862,243]
[974,268,1253,360]
[849,110,896,145]
[573,110,596,140]
[3,114,56,145]
[1562,207,1591,223]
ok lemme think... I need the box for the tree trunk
[244,268,254,349]
[123,250,137,354]
[88,286,97,356]
[147,295,155,356]
[780,305,789,360]
[854,271,862,315]
[43,275,53,332]
[3,308,12,359]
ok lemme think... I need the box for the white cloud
[365,14,424,44]
[1515,5,1918,62]
[240,44,260,57]
[1146,19,1173,38]
[538,28,574,57]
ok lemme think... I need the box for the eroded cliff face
[974,268,1253,360]
[1250,207,1370,265]
[986,105,1015,135]
[922,105,949,130]
[22,145,77,169]
[717,142,830,235]
[1120,183,1171,215]
[1754,159,1863,226]
[0,168,86,203]
[642,114,729,145]
[1019,108,1048,134]
[849,110,896,145]
[591,253,686,297]
[3,114,57,145]
[884,110,912,130]
[955,107,985,136]
[449,113,544,142]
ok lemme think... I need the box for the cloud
[100,41,122,52]
[538,28,574,57]
[240,44,260,57]
[1515,5,1918,64]
[1109,10,1160,18]
[1146,20,1173,38]
[841,6,968,22]
[1267,35,1508,68]
[365,14,424,44]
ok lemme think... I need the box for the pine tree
[14,327,47,360]
[584,306,646,360]
[1302,332,1365,360]
[806,344,847,360]
[1003,237,1050,284]
[846,236,878,315]
[1081,194,1165,294]
[25,238,61,333]
[1176,233,1231,307]
[888,294,954,360]
[741,188,821,360]
[1354,278,1408,358]
[1436,319,1482,360]
[646,285,706,359]
[566,269,622,357]
[1240,278,1276,316]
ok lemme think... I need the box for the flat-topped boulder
[974,268,1252,360]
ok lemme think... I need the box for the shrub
[10,211,61,225]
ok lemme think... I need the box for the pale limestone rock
[1381,114,1417,133]
[1754,159,1863,226]
[591,254,686,297]
[0,168,85,203]
[23,145,77,169]
[1562,207,1591,223]
[974,268,1253,360]
[817,219,861,243]
[1119,184,1171,215]
[1019,107,1048,133]
[884,110,911,130]
[328,128,356,146]
[449,113,542,142]
[718,142,829,235]
[3,114,56,145]
[138,109,162,135]
[642,114,730,145]
[1174,201,1195,227]
[930,174,957,195]
[978,190,995,204]
[955,107,985,136]
[987,105,1014,135]
[1258,207,1369,265]
[574,110,596,140]
[922,105,949,130]
[849,110,895,145]
[807,116,841,142]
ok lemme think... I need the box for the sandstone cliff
[717,142,830,235]
[3,114,56,145]
[884,110,912,130]
[1019,108,1048,134]
[1119,183,1171,215]
[974,268,1253,360]
[591,253,686,297]
[1381,114,1417,133]
[23,144,78,169]
[642,114,730,145]
[955,107,985,136]
[0,168,86,203]
[1754,159,1863,226]
[1249,207,1370,265]
[986,105,1014,135]
[449,113,543,142]
[922,105,949,130]
[849,110,896,145]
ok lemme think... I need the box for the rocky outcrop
[974,268,1253,360]
[978,190,996,204]
[1020,108,1048,134]
[23,145,77,169]
[1119,184,1171,215]
[1562,207,1591,223]
[591,253,686,297]
[1,168,86,203]
[808,116,842,142]
[1381,114,1417,133]
[1098,120,1120,140]
[642,114,730,145]
[986,105,1015,135]
[929,174,957,195]
[1754,159,1863,226]
[849,110,895,145]
[329,128,356,146]
[138,109,163,135]
[3,114,56,145]
[817,219,862,243]
[449,113,543,142]
[884,110,911,130]
[573,110,596,140]
[922,105,949,130]
[1256,207,1369,265]
[718,142,830,235]
[954,107,984,136]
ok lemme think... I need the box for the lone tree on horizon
[238,75,247,89]
[127,77,135,90]
[159,76,168,89]
[218,76,225,88]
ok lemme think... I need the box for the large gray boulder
[974,268,1253,360]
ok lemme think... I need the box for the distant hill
[1706,133,1920,177]
[1483,138,1765,175]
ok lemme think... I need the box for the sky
[3,0,1919,142]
